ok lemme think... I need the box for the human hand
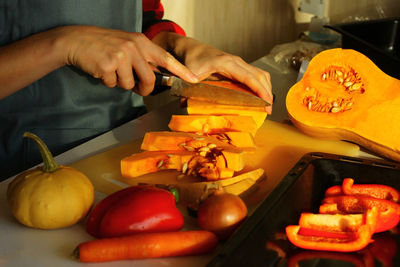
[62,26,198,96]
[156,33,273,114]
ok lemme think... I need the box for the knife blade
[138,72,271,107]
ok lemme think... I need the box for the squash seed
[199,151,208,157]
[182,162,188,173]
[198,147,210,152]
[344,81,353,87]
[184,146,195,151]
[350,83,362,90]
[208,143,217,149]
[157,160,164,168]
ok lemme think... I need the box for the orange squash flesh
[286,48,400,161]
[208,132,256,149]
[141,131,255,151]
[121,149,244,180]
[168,115,258,136]
[186,99,267,129]
[121,150,195,178]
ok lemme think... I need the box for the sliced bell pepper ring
[285,208,377,252]
[322,195,400,233]
[325,178,400,202]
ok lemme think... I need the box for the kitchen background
[163,0,400,62]
[144,0,400,110]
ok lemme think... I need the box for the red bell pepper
[322,195,400,233]
[325,178,400,202]
[285,208,377,252]
[86,185,184,238]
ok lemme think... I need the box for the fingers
[66,27,197,95]
[114,33,198,95]
[131,36,198,95]
[151,50,199,83]
[66,26,271,112]
[204,54,273,114]
[115,53,135,90]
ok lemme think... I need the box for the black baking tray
[325,17,400,79]
[208,152,400,267]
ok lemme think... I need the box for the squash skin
[286,48,400,161]
[7,132,94,229]
[7,166,94,229]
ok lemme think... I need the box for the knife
[135,71,271,107]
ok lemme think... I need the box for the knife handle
[133,71,170,95]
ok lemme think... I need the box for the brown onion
[197,191,247,240]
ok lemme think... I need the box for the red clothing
[142,0,185,39]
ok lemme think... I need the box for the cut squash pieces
[186,99,267,128]
[168,115,258,136]
[141,131,255,151]
[120,79,268,186]
[121,148,244,180]
[121,150,194,178]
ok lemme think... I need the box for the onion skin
[197,192,247,240]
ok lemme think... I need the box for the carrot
[74,230,218,262]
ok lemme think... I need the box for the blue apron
[0,0,146,180]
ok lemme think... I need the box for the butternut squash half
[286,48,400,161]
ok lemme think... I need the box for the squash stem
[24,132,59,173]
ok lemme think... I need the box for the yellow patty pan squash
[7,132,94,229]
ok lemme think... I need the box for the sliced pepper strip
[298,212,364,233]
[325,178,400,202]
[322,195,400,233]
[285,208,377,252]
[298,228,358,240]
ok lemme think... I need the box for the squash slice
[168,115,258,136]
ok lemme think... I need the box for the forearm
[0,27,68,99]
